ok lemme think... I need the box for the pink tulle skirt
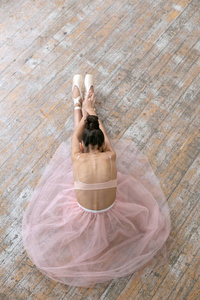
[22,139,172,287]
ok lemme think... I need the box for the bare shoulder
[104,149,116,161]
[71,151,83,164]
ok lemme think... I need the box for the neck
[88,145,102,153]
[90,150,100,154]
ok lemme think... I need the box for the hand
[82,91,96,117]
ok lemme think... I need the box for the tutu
[22,139,172,287]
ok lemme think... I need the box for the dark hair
[81,115,104,150]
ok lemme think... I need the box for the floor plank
[1,0,199,299]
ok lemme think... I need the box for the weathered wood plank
[0,0,127,162]
[0,0,33,46]
[0,0,81,70]
[0,0,134,210]
[0,0,199,298]
[186,278,200,300]
[115,154,199,299]
[167,249,199,300]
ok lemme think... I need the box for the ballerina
[22,74,171,287]
[72,74,117,212]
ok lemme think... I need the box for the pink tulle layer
[22,139,171,287]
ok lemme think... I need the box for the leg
[73,86,82,129]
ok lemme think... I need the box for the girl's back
[73,152,117,211]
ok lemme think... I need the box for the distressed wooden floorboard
[116,154,200,300]
[1,0,131,211]
[0,0,126,164]
[1,0,199,299]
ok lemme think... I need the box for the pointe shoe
[72,74,83,110]
[84,74,94,95]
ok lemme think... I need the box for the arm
[83,90,114,154]
[71,117,86,159]
[71,91,94,159]
[72,91,116,159]
[86,108,116,158]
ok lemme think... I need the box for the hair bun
[85,115,100,130]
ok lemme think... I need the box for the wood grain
[0,0,199,299]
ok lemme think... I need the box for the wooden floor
[0,0,199,299]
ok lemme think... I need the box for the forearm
[73,115,86,142]
[97,116,109,140]
[73,108,96,141]
[86,108,113,151]
[86,108,108,135]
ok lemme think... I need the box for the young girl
[22,74,171,287]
